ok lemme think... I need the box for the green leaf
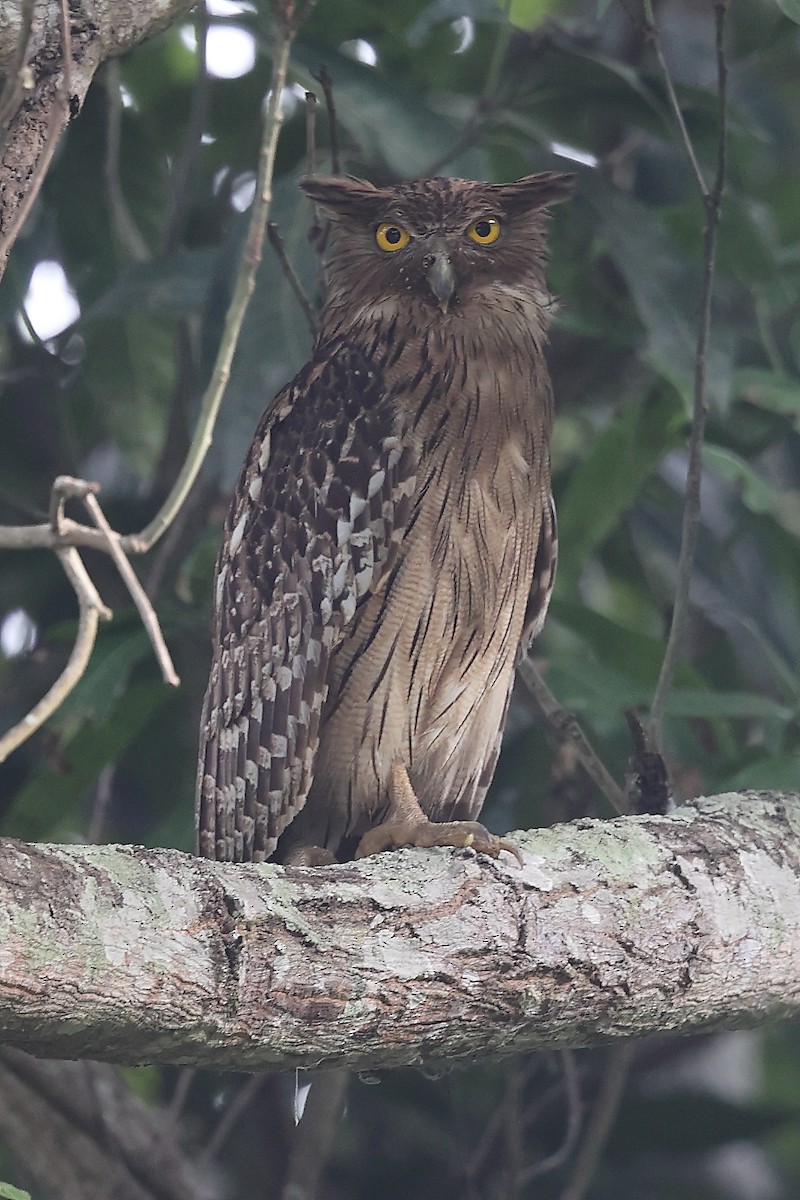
[665,689,794,720]
[734,368,800,421]
[555,389,684,592]
[84,248,219,320]
[0,1185,32,1200]
[291,41,488,178]
[703,444,779,515]
[5,681,172,843]
[727,754,800,790]
[775,0,800,23]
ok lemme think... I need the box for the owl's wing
[197,340,416,862]
[521,488,558,651]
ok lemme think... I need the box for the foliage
[0,0,799,1197]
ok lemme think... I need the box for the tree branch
[0,0,198,278]
[0,792,796,1072]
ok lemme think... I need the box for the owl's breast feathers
[197,327,555,862]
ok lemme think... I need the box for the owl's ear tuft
[494,172,576,214]
[299,175,389,218]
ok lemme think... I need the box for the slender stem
[649,2,729,751]
[0,547,111,764]
[517,657,628,815]
[557,1044,634,1200]
[312,66,340,174]
[82,492,179,687]
[103,60,150,262]
[130,17,297,554]
[267,221,318,335]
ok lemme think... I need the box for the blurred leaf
[703,444,778,515]
[775,0,800,23]
[291,40,488,177]
[0,1184,32,1200]
[6,681,171,842]
[727,754,800,790]
[609,1092,792,1156]
[51,624,153,727]
[555,390,684,592]
[406,0,507,45]
[84,248,219,320]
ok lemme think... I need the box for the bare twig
[201,1075,264,1162]
[103,59,150,262]
[129,6,300,554]
[0,545,111,764]
[81,490,179,687]
[312,66,340,175]
[648,1,730,751]
[163,0,211,251]
[305,88,318,176]
[556,1044,634,1200]
[267,221,318,335]
[519,1052,582,1184]
[516,657,628,815]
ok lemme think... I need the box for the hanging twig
[519,1052,582,1184]
[556,1043,634,1200]
[81,488,179,686]
[311,66,340,174]
[267,221,318,335]
[305,88,318,175]
[647,0,730,751]
[0,545,111,764]
[103,59,150,262]
[516,657,628,815]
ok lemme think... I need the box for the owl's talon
[355,818,521,866]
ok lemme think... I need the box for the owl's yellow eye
[375,222,411,252]
[467,216,501,245]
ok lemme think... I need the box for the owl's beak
[425,248,456,313]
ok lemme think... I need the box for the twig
[201,1075,264,1163]
[648,1,730,751]
[103,60,150,262]
[81,490,179,687]
[556,1043,634,1200]
[163,0,211,252]
[267,221,318,335]
[312,66,340,174]
[519,1052,582,1184]
[516,657,628,815]
[0,546,111,764]
[129,6,299,554]
[305,88,318,175]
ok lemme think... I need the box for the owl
[196,171,574,866]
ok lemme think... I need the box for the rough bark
[0,791,796,1073]
[0,0,196,276]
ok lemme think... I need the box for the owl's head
[299,171,574,326]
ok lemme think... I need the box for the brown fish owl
[197,170,574,866]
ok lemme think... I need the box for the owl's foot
[355,818,522,865]
[283,845,336,867]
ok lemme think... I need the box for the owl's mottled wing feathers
[197,339,416,862]
[522,489,557,650]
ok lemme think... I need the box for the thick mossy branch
[0,792,797,1072]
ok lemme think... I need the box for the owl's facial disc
[423,245,456,313]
